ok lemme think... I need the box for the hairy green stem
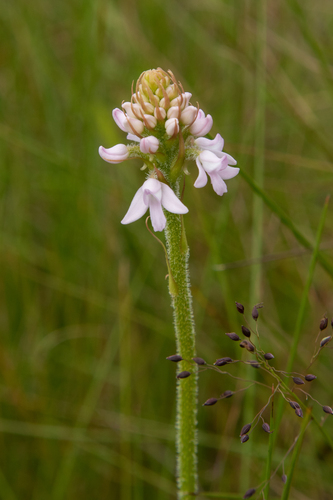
[164,210,198,500]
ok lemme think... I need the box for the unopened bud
[192,357,206,365]
[166,355,183,362]
[241,325,251,337]
[295,407,303,418]
[240,423,251,436]
[320,336,332,347]
[243,488,256,499]
[289,401,300,409]
[320,317,328,331]
[305,374,317,382]
[165,118,179,137]
[262,422,273,433]
[222,390,234,398]
[252,306,259,320]
[235,302,244,314]
[323,405,333,415]
[225,332,240,341]
[214,357,233,366]
[293,377,305,385]
[264,353,274,360]
[203,398,218,406]
[281,474,287,484]
[177,371,191,379]
[241,434,249,444]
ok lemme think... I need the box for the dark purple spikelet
[252,306,259,320]
[262,422,273,433]
[248,360,260,368]
[176,371,191,379]
[214,357,233,366]
[323,406,333,415]
[264,352,274,360]
[240,423,252,436]
[203,398,218,406]
[281,474,287,484]
[192,357,206,365]
[240,341,255,352]
[305,374,317,382]
[293,377,305,385]
[222,390,234,398]
[320,317,328,331]
[331,318,333,328]
[289,401,300,409]
[225,332,240,341]
[243,487,256,498]
[166,355,183,362]
[235,302,244,314]
[320,336,332,347]
[241,434,249,443]
[241,325,251,337]
[295,407,303,418]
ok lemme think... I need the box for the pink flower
[98,144,129,163]
[195,133,237,165]
[112,108,144,135]
[189,109,213,137]
[195,150,239,196]
[121,178,188,231]
[140,136,160,154]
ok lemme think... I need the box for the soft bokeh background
[1,0,333,499]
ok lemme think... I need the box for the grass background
[0,0,333,498]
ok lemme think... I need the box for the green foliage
[0,0,332,499]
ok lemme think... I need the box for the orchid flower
[121,178,188,232]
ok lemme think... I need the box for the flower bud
[99,144,129,163]
[241,434,249,444]
[165,118,179,137]
[241,325,251,337]
[292,377,305,385]
[140,136,159,154]
[143,114,157,129]
[154,106,167,120]
[323,406,333,415]
[320,317,328,330]
[166,355,183,362]
[167,106,180,119]
[262,422,273,433]
[264,353,274,360]
[170,92,192,109]
[192,357,206,365]
[177,371,191,379]
[225,332,240,341]
[180,106,198,125]
[240,423,251,436]
[305,374,317,382]
[203,398,218,406]
[189,110,213,137]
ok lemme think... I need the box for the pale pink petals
[195,133,224,153]
[143,114,157,129]
[194,150,239,196]
[112,108,144,135]
[170,92,192,109]
[194,158,208,188]
[112,108,128,132]
[189,110,213,136]
[180,106,198,125]
[99,144,129,163]
[154,107,166,120]
[126,116,145,135]
[121,178,188,232]
[126,133,140,142]
[167,106,180,119]
[140,136,160,154]
[165,118,180,137]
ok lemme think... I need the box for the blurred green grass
[0,0,333,498]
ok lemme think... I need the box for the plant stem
[164,210,198,500]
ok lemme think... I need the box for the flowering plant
[99,68,239,500]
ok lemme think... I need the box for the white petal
[226,153,237,165]
[208,171,228,196]
[167,106,180,119]
[126,133,140,142]
[165,118,179,136]
[121,187,148,225]
[160,184,189,214]
[112,108,128,132]
[220,166,240,180]
[140,136,159,154]
[180,106,198,125]
[194,158,208,188]
[98,144,128,163]
[195,133,224,152]
[199,150,224,172]
[149,196,166,232]
[189,114,213,137]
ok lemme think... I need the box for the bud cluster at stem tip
[98,68,239,231]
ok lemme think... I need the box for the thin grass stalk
[164,210,198,500]
[264,387,275,499]
[281,408,312,500]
